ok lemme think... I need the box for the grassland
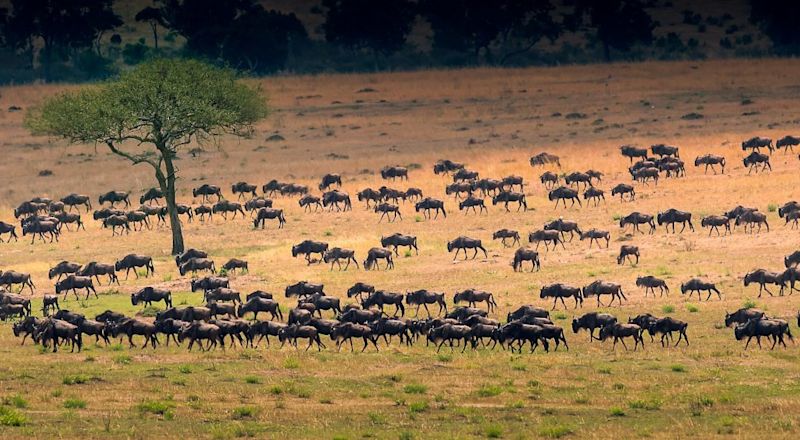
[1,59,800,438]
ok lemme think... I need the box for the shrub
[477,385,503,397]
[485,424,503,438]
[609,407,626,416]
[232,406,257,419]
[742,299,757,309]
[686,304,699,313]
[403,384,427,394]
[3,394,27,409]
[178,365,192,374]
[408,401,428,413]
[62,375,90,385]
[63,398,87,409]
[269,386,283,395]
[0,407,26,426]
[671,364,687,373]
[661,305,675,314]
[244,376,261,384]
[538,422,573,438]
[136,400,174,419]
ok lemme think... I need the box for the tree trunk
[151,23,159,50]
[155,153,185,255]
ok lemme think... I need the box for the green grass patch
[178,365,193,374]
[63,398,87,409]
[2,394,27,409]
[686,304,699,313]
[597,367,612,375]
[552,312,567,320]
[538,421,573,438]
[609,407,626,417]
[485,424,503,438]
[477,385,503,397]
[269,386,283,395]
[62,374,90,385]
[742,299,757,309]
[661,304,675,314]
[670,364,687,372]
[628,398,662,410]
[283,357,300,369]
[0,407,26,426]
[408,401,428,413]
[113,354,132,365]
[436,353,452,363]
[136,400,175,419]
[403,384,428,394]
[232,406,257,419]
[767,203,777,212]
[244,376,261,384]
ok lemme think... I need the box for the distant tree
[322,0,416,57]
[158,0,251,58]
[25,59,269,255]
[566,0,655,61]
[4,0,121,80]
[135,6,168,49]
[749,0,800,55]
[221,7,307,74]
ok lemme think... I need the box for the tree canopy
[322,0,416,57]
[26,58,269,254]
[566,0,655,61]
[749,0,800,55]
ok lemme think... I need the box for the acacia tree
[25,58,269,255]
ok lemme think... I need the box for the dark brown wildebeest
[453,289,497,312]
[13,201,46,218]
[298,195,322,212]
[433,159,465,175]
[207,302,237,320]
[338,308,382,325]
[231,182,258,200]
[22,219,61,244]
[530,152,560,167]
[632,167,659,185]
[405,290,447,318]
[357,188,382,208]
[279,324,326,351]
[280,183,309,197]
[582,281,626,306]
[153,318,188,346]
[205,287,242,304]
[506,305,548,322]
[247,320,286,348]
[174,248,208,268]
[222,258,248,274]
[331,322,379,352]
[178,321,220,351]
[544,218,582,242]
[528,229,564,251]
[379,186,404,204]
[239,297,283,321]
[617,245,639,265]
[98,191,130,208]
[0,221,18,243]
[600,323,644,350]
[179,258,216,276]
[695,154,726,174]
[724,205,757,226]
[125,210,151,231]
[548,186,581,208]
[743,269,783,297]
[501,175,524,191]
[108,318,159,349]
[158,204,193,223]
[427,323,473,353]
[493,229,520,247]
[292,240,329,264]
[742,136,773,154]
[471,178,501,197]
[511,248,540,272]
[785,251,800,269]
[362,290,404,316]
[572,312,617,341]
[381,233,418,255]
[415,197,446,219]
[61,193,93,212]
[246,290,273,301]
[540,283,582,310]
[701,215,731,236]
[725,308,767,327]
[322,190,352,212]
[115,254,154,280]
[620,145,648,162]
[446,306,488,322]
[735,318,793,349]
[454,168,480,183]
[102,215,130,236]
[212,200,245,220]
[253,208,285,229]
[381,166,408,181]
[55,275,96,300]
[364,247,394,270]
[646,317,689,347]
[565,171,593,189]
[620,212,655,234]
[579,228,610,248]
[447,236,487,260]
[37,318,83,352]
[583,187,605,206]
[0,303,27,320]
[586,169,603,183]
[778,201,800,219]
[285,281,325,298]
[42,295,60,315]
[540,171,559,189]
[783,210,800,229]
[96,310,127,324]
[743,151,771,174]
[191,276,229,293]
[262,179,286,196]
[445,182,473,199]
[371,318,413,346]
[403,187,424,202]
[610,183,635,201]
[658,158,686,178]
[375,203,402,222]
[193,184,223,202]
[347,282,375,301]
[651,143,679,158]
[318,173,342,191]
[680,278,721,301]
[735,210,769,233]
[492,191,527,212]
[658,209,694,233]
[0,270,35,294]
[12,316,44,344]
[139,187,163,205]
[777,135,800,153]
[77,262,118,285]
[323,247,358,270]
[49,261,82,281]
[54,212,85,231]
[131,286,172,308]
[636,275,669,297]
[459,195,487,214]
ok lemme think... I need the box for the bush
[136,400,175,419]
[661,305,675,314]
[538,421,573,438]
[62,375,90,385]
[742,299,757,309]
[408,401,428,413]
[403,384,427,394]
[232,406,257,419]
[686,304,699,313]
[485,424,503,438]
[609,407,626,417]
[244,376,261,384]
[63,398,87,409]
[477,385,503,397]
[3,394,27,409]
[0,407,26,426]
[671,364,687,373]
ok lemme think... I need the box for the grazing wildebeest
[55,275,97,300]
[433,159,465,175]
[620,145,648,162]
[0,270,35,294]
[231,182,258,200]
[501,175,524,191]
[381,233,418,256]
[322,190,352,212]
[636,275,669,297]
[48,261,82,281]
[743,269,784,297]
[583,187,605,206]
[205,287,242,304]
[680,278,721,300]
[548,186,581,208]
[102,215,130,236]
[445,182,473,199]
[600,323,644,351]
[61,193,92,212]
[776,135,800,153]
[285,281,325,298]
[415,197,446,219]
[544,218,582,242]
[375,203,402,222]
[280,183,309,197]
[298,195,322,212]
[357,188,382,208]
[511,248,540,272]
[405,290,447,318]
[743,151,771,174]
[447,236,487,260]
[453,289,497,312]
[458,195,487,214]
[131,287,173,308]
[572,312,617,341]
[193,184,223,202]
[115,254,154,280]
[617,245,640,265]
[380,166,408,181]
[492,191,527,212]
[785,251,800,268]
[98,191,130,208]
[77,262,118,285]
[55,211,85,231]
[651,143,679,158]
[735,318,793,349]
[0,221,18,243]
[212,200,245,220]
[565,172,593,189]
[540,283,582,310]
[530,152,560,167]
[694,154,726,174]
[579,228,610,248]
[179,258,216,276]
[292,240,328,264]
[323,247,358,270]
[239,297,283,321]
[347,282,375,301]
[610,183,635,201]
[528,229,564,251]
[735,210,769,233]
[540,171,559,189]
[493,229,520,247]
[582,281,626,306]
[42,295,60,315]
[139,187,163,205]
[363,248,394,270]
[657,209,694,233]
[620,212,655,234]
[701,215,731,236]
[632,167,659,185]
[454,168,480,183]
[741,136,773,154]
[253,208,285,229]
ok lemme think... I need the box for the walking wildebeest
[540,283,582,310]
[617,245,639,265]
[776,135,800,153]
[139,187,163,205]
[405,290,447,318]
[445,182,473,199]
[102,215,130,236]
[55,275,97,300]
[433,159,465,175]
[48,261,82,281]
[323,247,358,270]
[600,323,644,351]
[544,218,582,242]
[299,194,323,212]
[701,215,731,236]
[548,186,581,208]
[636,275,669,297]
[0,270,35,294]
[375,203,402,222]
[193,184,223,202]
[579,228,610,248]
[61,193,93,212]
[291,240,329,264]
[131,287,173,308]
[115,254,154,280]
[458,196,487,214]
[724,308,766,327]
[529,152,560,167]
[658,209,694,233]
[447,236,487,260]
[363,247,394,270]
[735,318,793,350]
[680,278,721,301]
[362,291,405,316]
[231,182,258,200]
[743,269,784,297]
[572,312,617,341]
[77,262,118,285]
[565,172,593,189]
[620,212,655,234]
[540,171,559,189]
[743,151,771,174]
[244,197,274,215]
[741,136,773,154]
[735,210,769,233]
[512,248,540,272]
[415,197,446,219]
[501,175,524,191]
[212,200,245,220]
[239,297,283,321]
[322,190,352,212]
[0,221,18,243]
[492,191,527,212]
[98,191,130,208]
[582,281,627,306]
[493,229,520,247]
[253,208,285,229]
[528,230,564,251]
[694,154,726,174]
[346,282,375,301]
[380,166,408,181]
[610,183,635,201]
[179,258,216,276]
[454,169,480,183]
[651,143,679,158]
[381,233,418,256]
[620,145,648,162]
[583,187,605,206]
[632,167,659,185]
[285,281,325,298]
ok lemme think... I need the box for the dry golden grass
[1,59,800,438]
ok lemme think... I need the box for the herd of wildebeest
[1,136,800,354]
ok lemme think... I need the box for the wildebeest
[279,183,309,197]
[579,228,610,248]
[647,317,689,347]
[48,261,82,281]
[379,186,405,204]
[428,323,473,353]
[528,229,564,251]
[131,287,173,308]
[582,281,626,306]
[540,283,582,310]
[447,236,487,260]
[785,251,800,268]
[453,289,497,312]
[617,245,640,265]
[680,278,721,301]
[778,201,800,219]
[651,143,679,158]
[22,219,60,244]
[540,171,559,189]
[361,290,404,316]
[493,229,520,247]
[735,210,769,233]
[212,200,245,220]
[599,323,644,351]
[291,240,329,264]
[776,135,800,153]
[694,154,726,174]
[375,203,402,222]
[620,212,655,234]
[205,287,242,304]
[544,218,582,242]
[501,175,524,191]
[565,171,593,189]
[512,248,540,272]
[743,269,784,297]
[322,247,358,270]
[492,191,527,212]
[279,324,326,351]
[529,152,560,167]
[239,297,283,321]
[572,312,617,341]
[178,321,220,351]
[193,184,223,202]
[42,295,60,315]
[410,198,445,222]
[620,145,648,162]
[55,275,97,300]
[222,258,248,274]
[636,275,669,297]
[741,136,773,154]
[445,182,473,199]
[735,318,793,349]
[657,209,694,233]
[701,215,731,236]
[115,254,154,280]
[190,276,229,294]
[380,166,408,181]
[0,270,35,294]
[139,187,164,205]
[433,159,465,175]
[98,191,130,208]
[725,308,767,327]
[583,187,605,206]
[125,210,150,231]
[285,281,325,298]
[632,167,659,185]
[102,215,130,236]
[77,262,118,285]
[330,322,379,352]
[54,211,86,231]
[253,208,285,229]
[458,196,487,214]
[405,290,447,318]
[381,233,418,256]
[743,151,771,174]
[610,183,635,201]
[0,221,18,243]
[454,168,480,183]
[347,282,375,301]
[548,186,581,208]
[194,205,214,222]
[298,195,322,212]
[322,190,352,212]
[262,180,286,196]
[471,178,501,197]
[179,258,216,276]
[61,193,93,212]
[363,247,394,270]
[0,292,31,317]
[36,318,83,352]
[357,188,382,208]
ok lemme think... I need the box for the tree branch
[105,140,160,169]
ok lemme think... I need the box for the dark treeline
[0,0,797,83]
